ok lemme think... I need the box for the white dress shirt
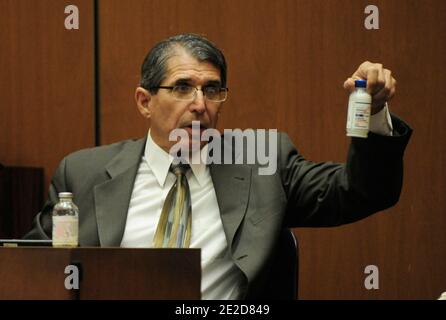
[120,131,245,300]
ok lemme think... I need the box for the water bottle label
[53,216,78,246]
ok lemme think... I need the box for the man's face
[137,50,223,153]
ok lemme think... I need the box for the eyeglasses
[151,85,229,102]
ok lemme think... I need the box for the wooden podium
[0,247,201,300]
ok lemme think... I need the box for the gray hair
[140,33,227,93]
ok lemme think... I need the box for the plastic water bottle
[346,79,372,138]
[52,192,79,247]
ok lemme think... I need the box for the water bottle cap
[355,79,367,88]
[58,192,73,198]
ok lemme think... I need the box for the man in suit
[25,33,412,299]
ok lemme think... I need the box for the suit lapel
[94,138,146,246]
[210,163,251,250]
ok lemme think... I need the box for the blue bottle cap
[355,79,367,88]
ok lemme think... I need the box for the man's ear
[135,87,152,119]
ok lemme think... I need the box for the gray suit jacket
[25,116,412,299]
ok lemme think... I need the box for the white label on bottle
[352,102,371,129]
[53,216,78,247]
[346,93,371,138]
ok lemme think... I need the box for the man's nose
[189,89,206,113]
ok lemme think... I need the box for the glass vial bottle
[52,192,79,247]
[346,79,372,138]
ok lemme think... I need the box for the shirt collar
[144,130,208,187]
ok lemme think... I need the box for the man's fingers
[366,64,386,95]
[372,70,395,102]
[372,86,390,102]
[365,66,379,93]
[345,61,381,92]
[351,61,372,79]
[388,86,396,101]
[343,74,363,92]
[343,78,356,92]
[345,62,396,105]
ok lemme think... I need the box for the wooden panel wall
[98,0,446,299]
[0,0,95,193]
[293,1,446,300]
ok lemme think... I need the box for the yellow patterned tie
[153,164,192,248]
